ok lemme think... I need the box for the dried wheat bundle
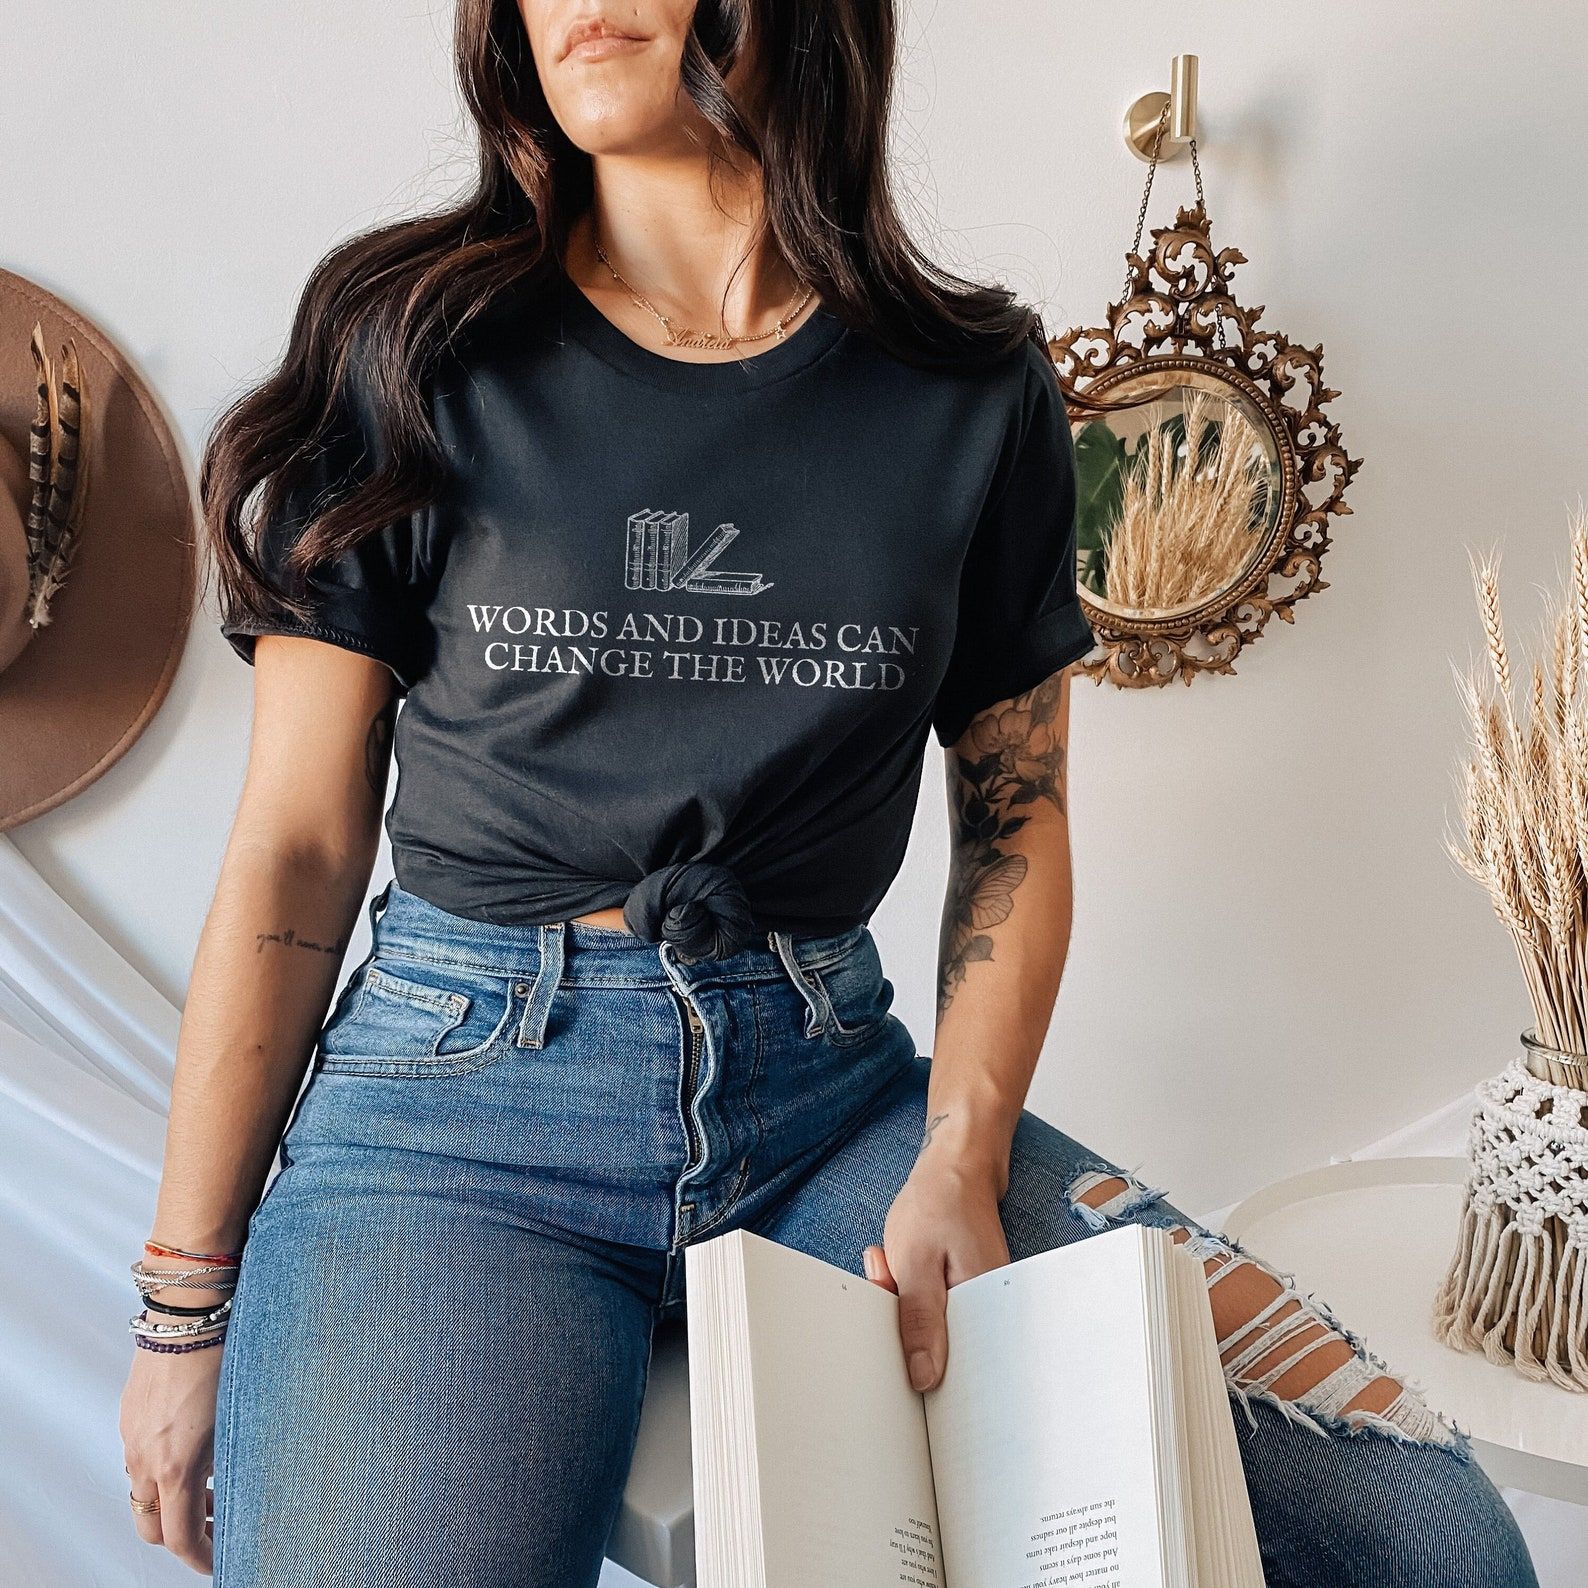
[1103,391,1268,613]
[1446,521,1588,1053]
[1438,514,1588,1391]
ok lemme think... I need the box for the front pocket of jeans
[316,960,518,1077]
[806,936,896,1049]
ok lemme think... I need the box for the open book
[685,1224,1263,1588]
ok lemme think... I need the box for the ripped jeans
[213,884,1537,1588]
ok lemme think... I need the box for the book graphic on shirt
[624,509,686,591]
[624,510,772,596]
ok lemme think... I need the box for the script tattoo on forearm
[254,928,347,956]
[922,1111,948,1149]
[364,697,397,798]
[939,672,1069,1017]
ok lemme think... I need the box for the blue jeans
[212,883,1535,1588]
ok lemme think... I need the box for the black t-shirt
[222,267,1095,956]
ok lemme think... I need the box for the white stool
[606,1319,695,1587]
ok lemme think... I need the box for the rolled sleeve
[932,341,1095,746]
[219,361,436,694]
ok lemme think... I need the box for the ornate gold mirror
[1051,199,1359,688]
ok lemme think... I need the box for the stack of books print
[685,1224,1265,1587]
[625,510,771,596]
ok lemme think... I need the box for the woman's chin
[560,105,704,161]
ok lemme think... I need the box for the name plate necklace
[593,241,814,352]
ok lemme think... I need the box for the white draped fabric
[2,835,201,1587]
[0,834,1578,1586]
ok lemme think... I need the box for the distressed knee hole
[1168,1229,1401,1418]
[1070,1170,1163,1228]
[1075,1173,1132,1210]
[1065,1172,1460,1448]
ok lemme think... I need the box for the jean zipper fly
[661,969,756,1259]
[679,994,705,1171]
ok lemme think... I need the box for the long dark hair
[205,0,1045,629]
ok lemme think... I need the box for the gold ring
[129,1492,160,1514]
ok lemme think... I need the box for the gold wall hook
[1124,54,1199,162]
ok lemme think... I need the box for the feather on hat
[0,269,194,827]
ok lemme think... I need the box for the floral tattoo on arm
[939,671,1069,1017]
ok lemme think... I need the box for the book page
[737,1234,946,1588]
[923,1227,1167,1588]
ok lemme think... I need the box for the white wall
[8,0,1586,1224]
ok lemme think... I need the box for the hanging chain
[1125,104,1222,350]
[1125,103,1170,300]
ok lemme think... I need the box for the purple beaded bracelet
[134,1331,227,1355]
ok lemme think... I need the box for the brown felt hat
[0,268,195,829]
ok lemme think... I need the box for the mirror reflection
[1072,369,1285,622]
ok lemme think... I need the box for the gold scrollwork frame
[1049,201,1361,688]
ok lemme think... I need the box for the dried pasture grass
[1104,392,1269,613]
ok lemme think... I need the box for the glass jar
[1521,1029,1588,1090]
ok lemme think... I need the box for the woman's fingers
[891,1249,950,1392]
[867,1241,956,1389]
[155,1472,215,1572]
[127,1476,164,1550]
[126,1469,214,1571]
[862,1243,897,1292]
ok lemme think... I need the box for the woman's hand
[864,1153,1010,1392]
[119,1343,224,1572]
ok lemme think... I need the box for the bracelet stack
[129,1240,243,1355]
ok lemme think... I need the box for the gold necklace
[593,241,815,352]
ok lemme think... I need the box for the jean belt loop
[770,929,830,1039]
[341,879,396,992]
[515,922,566,1049]
[366,878,394,937]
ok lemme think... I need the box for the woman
[119,3,1535,1585]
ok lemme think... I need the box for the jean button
[513,981,530,997]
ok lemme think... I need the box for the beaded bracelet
[129,1299,233,1340]
[130,1321,230,1344]
[134,1332,227,1356]
[130,1320,229,1341]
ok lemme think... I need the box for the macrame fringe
[1435,1198,1588,1390]
[1434,1061,1588,1392]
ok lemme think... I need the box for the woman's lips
[564,32,649,62]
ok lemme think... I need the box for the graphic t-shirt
[221,266,1095,956]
